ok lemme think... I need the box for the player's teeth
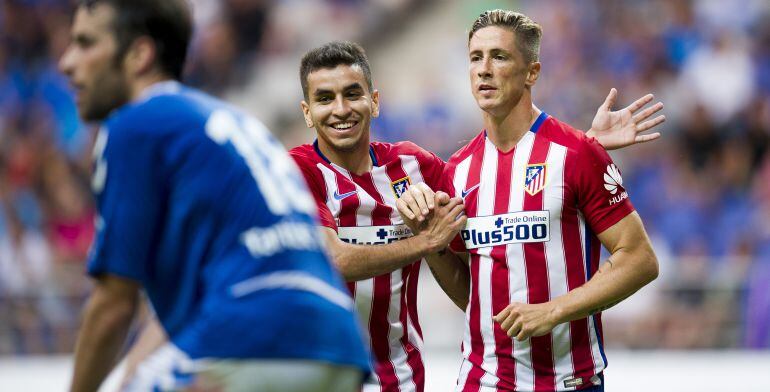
[334,123,353,130]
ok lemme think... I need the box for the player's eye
[494,55,507,61]
[346,91,362,100]
[317,95,333,103]
[470,55,481,62]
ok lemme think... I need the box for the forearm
[333,234,435,281]
[71,296,136,392]
[551,247,657,324]
[425,250,470,310]
[123,314,167,379]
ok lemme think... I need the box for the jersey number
[205,110,314,215]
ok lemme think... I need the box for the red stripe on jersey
[522,136,556,390]
[562,153,599,383]
[386,157,426,390]
[490,149,517,390]
[407,261,422,338]
[463,146,486,391]
[335,171,359,227]
[356,173,400,390]
[335,172,359,297]
[400,265,425,392]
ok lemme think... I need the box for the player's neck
[483,100,540,153]
[129,73,174,102]
[318,139,373,175]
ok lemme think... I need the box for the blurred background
[1,0,769,390]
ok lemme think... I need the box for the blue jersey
[87,81,369,370]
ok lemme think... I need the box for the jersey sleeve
[573,138,635,234]
[419,150,446,191]
[291,155,337,231]
[87,125,163,282]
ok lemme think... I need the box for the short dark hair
[299,41,373,100]
[80,0,192,80]
[469,9,542,64]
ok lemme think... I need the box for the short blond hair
[468,9,542,64]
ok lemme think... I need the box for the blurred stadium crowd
[0,0,768,356]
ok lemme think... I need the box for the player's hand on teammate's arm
[396,182,436,224]
[586,88,665,150]
[493,302,559,341]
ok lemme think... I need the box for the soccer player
[398,10,660,391]
[292,40,663,392]
[59,1,369,391]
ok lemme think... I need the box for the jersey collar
[312,140,379,167]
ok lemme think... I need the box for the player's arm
[494,212,658,340]
[397,188,471,310]
[585,88,665,150]
[324,187,465,281]
[71,274,140,392]
[120,308,167,388]
[423,248,470,310]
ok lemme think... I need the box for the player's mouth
[71,83,86,104]
[478,84,497,95]
[329,121,359,134]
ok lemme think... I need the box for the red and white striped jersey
[442,112,634,392]
[290,141,445,392]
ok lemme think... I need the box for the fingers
[625,93,654,114]
[631,102,664,123]
[635,114,666,133]
[515,327,530,341]
[493,307,510,323]
[415,182,436,209]
[508,319,524,338]
[601,88,618,110]
[396,194,421,221]
[435,191,451,205]
[447,204,467,226]
[634,132,661,144]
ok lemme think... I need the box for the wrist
[549,300,568,326]
[585,128,596,139]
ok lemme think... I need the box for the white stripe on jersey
[542,143,576,387]
[318,164,342,225]
[506,132,535,390]
[453,154,474,390]
[477,138,500,388]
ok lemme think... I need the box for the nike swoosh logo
[333,190,357,201]
[461,184,480,198]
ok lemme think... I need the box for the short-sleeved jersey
[441,112,634,391]
[87,81,369,371]
[290,141,444,392]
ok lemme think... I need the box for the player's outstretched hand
[587,88,665,150]
[396,182,436,223]
[493,301,559,341]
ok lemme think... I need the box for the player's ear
[125,36,157,78]
[525,62,541,87]
[371,89,380,118]
[300,101,314,128]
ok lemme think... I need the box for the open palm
[588,88,665,150]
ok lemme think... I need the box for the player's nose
[331,96,352,118]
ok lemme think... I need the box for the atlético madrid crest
[391,176,411,198]
[524,164,547,196]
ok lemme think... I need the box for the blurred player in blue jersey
[59,1,370,391]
